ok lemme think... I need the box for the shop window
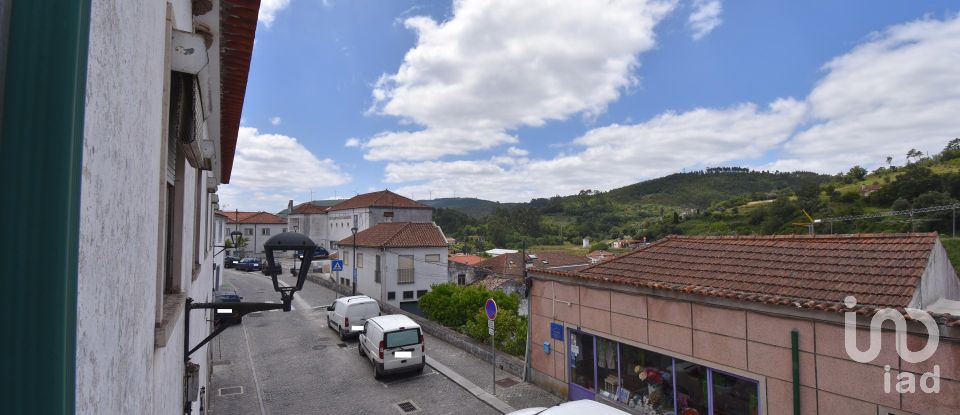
[712,370,759,415]
[674,359,709,415]
[568,331,595,392]
[596,337,619,400]
[618,344,674,413]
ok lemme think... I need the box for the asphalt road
[209,267,501,415]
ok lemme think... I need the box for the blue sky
[220,0,960,212]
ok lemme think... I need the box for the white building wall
[235,223,287,255]
[75,1,220,413]
[911,240,960,309]
[346,246,448,307]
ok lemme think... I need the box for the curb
[425,356,516,414]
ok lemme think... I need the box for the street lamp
[183,232,318,362]
[349,214,359,294]
[214,230,243,257]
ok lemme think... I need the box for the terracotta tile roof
[477,253,526,278]
[449,254,485,266]
[219,0,260,183]
[530,252,592,268]
[588,250,616,258]
[291,202,330,214]
[329,190,430,212]
[540,233,943,316]
[226,211,286,225]
[338,222,447,248]
[214,211,229,218]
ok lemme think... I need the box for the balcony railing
[397,268,414,284]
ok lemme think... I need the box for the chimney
[288,199,294,213]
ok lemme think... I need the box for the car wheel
[359,343,366,357]
[339,325,348,340]
[415,364,424,374]
[374,362,383,379]
[326,316,331,328]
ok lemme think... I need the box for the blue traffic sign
[485,298,498,320]
[331,260,344,272]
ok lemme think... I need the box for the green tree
[847,165,867,181]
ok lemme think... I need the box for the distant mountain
[605,170,831,208]
[419,197,512,218]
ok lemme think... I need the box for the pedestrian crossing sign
[332,259,344,272]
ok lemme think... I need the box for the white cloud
[344,138,362,148]
[506,147,529,157]
[220,126,351,211]
[383,14,960,201]
[386,99,806,201]
[270,116,282,126]
[365,0,678,160]
[688,0,722,40]
[781,15,960,172]
[259,0,292,27]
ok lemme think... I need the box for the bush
[419,283,526,356]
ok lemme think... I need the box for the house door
[568,329,596,401]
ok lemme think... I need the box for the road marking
[241,321,267,415]
[278,279,314,311]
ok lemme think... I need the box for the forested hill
[604,169,830,208]
[419,198,518,218]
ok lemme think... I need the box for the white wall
[76,1,219,413]
[911,239,960,309]
[233,223,286,255]
[346,246,448,307]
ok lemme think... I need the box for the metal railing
[397,268,414,284]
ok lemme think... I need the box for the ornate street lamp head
[263,232,317,311]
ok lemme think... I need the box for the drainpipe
[791,330,800,415]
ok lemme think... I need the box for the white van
[326,296,380,340]
[358,314,425,379]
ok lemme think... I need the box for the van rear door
[382,328,422,371]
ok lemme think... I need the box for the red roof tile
[291,202,329,214]
[329,190,430,212]
[338,222,447,248]
[479,252,591,278]
[226,211,286,225]
[219,0,260,183]
[449,254,485,266]
[544,233,938,312]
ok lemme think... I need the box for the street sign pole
[485,298,498,395]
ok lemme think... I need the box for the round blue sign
[485,298,498,320]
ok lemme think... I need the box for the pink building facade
[527,234,960,415]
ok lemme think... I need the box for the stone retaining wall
[307,274,527,378]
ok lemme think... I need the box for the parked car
[506,400,630,415]
[234,257,262,272]
[358,314,425,379]
[212,289,243,325]
[326,295,380,340]
[224,255,241,268]
[295,247,330,260]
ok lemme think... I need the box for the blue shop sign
[550,322,563,341]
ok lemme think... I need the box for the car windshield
[240,258,257,263]
[385,328,420,349]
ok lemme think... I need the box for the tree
[942,138,960,161]
[847,165,867,181]
[886,156,893,167]
[907,149,922,164]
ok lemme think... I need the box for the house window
[403,291,414,300]
[374,255,381,283]
[416,290,427,298]
[458,274,466,285]
[397,255,414,284]
[425,254,440,263]
[383,211,393,223]
[282,228,287,233]
[387,292,395,300]
[262,227,270,236]
[356,253,363,268]
[192,172,201,277]
[245,228,253,236]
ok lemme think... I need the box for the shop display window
[569,331,595,391]
[674,359,709,415]
[596,337,620,400]
[617,344,674,415]
[712,370,759,415]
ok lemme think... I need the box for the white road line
[241,321,267,415]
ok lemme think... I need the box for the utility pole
[352,214,358,296]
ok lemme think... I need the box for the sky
[219,0,960,212]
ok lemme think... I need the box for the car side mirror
[326,305,334,311]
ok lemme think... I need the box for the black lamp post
[184,232,318,364]
[214,230,243,257]
[351,224,358,295]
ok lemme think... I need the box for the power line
[822,203,960,223]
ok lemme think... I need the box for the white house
[3,0,262,413]
[225,211,287,255]
[288,190,433,251]
[338,223,449,312]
